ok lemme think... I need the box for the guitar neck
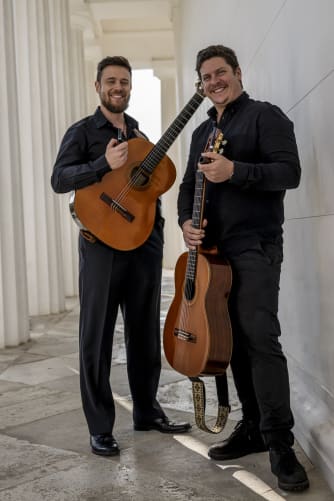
[184,128,225,289]
[142,91,204,174]
[191,170,206,230]
[185,170,206,282]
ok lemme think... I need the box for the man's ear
[236,67,242,82]
[95,81,100,93]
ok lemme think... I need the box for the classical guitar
[69,85,204,250]
[163,128,232,378]
[163,128,232,433]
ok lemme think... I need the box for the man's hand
[198,151,234,183]
[105,138,128,170]
[182,219,207,250]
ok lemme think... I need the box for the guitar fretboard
[142,92,204,174]
[184,128,225,286]
[185,169,205,282]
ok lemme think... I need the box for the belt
[80,229,97,243]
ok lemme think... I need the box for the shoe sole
[208,447,268,461]
[91,447,120,457]
[134,425,191,434]
[278,479,310,492]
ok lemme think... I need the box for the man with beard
[177,45,309,492]
[51,56,191,457]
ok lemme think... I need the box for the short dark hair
[196,45,240,78]
[96,56,132,82]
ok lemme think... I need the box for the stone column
[49,0,79,298]
[85,49,101,114]
[0,0,29,347]
[153,61,185,269]
[69,3,90,120]
[12,0,65,316]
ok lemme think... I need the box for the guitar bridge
[100,192,134,222]
[174,328,197,343]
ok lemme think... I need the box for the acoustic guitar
[69,86,204,250]
[163,128,233,378]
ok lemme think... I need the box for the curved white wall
[173,0,334,491]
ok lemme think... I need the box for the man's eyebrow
[203,66,226,74]
[105,77,130,82]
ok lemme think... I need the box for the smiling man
[177,45,309,492]
[51,56,191,457]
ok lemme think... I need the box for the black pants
[78,226,165,435]
[225,241,294,446]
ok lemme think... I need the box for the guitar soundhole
[184,278,195,301]
[130,166,150,187]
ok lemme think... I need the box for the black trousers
[78,226,165,435]
[224,241,294,446]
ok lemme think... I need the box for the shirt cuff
[229,161,248,186]
[92,155,111,180]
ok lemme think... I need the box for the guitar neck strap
[189,372,230,434]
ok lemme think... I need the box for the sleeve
[177,132,198,227]
[229,105,301,191]
[50,124,111,194]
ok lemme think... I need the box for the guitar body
[163,251,233,377]
[71,137,176,250]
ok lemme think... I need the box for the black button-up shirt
[51,107,163,227]
[177,92,301,254]
[51,107,147,193]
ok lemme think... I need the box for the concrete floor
[0,271,333,500]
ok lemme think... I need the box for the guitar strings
[110,96,203,206]
[113,121,184,203]
[177,127,224,335]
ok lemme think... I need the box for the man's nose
[210,73,220,85]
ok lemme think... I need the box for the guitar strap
[189,372,230,434]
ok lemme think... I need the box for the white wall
[1,2,333,487]
[174,0,334,491]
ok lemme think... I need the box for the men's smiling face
[95,64,131,114]
[199,56,242,111]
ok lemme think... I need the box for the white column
[13,0,65,316]
[0,0,29,347]
[49,0,79,298]
[153,62,185,269]
[70,0,94,119]
[85,50,101,114]
[70,21,89,120]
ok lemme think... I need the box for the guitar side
[72,137,176,250]
[163,252,233,377]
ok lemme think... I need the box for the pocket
[259,241,283,266]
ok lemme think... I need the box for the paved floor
[0,271,333,500]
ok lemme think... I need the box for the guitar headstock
[212,129,227,154]
[195,79,204,96]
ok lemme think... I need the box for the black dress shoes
[208,419,267,460]
[90,433,120,456]
[270,445,309,492]
[134,416,191,434]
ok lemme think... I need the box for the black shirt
[51,107,148,193]
[51,107,162,224]
[177,92,301,254]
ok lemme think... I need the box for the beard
[100,93,130,114]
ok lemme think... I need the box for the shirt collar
[207,91,249,121]
[93,106,139,130]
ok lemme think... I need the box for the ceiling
[73,0,180,70]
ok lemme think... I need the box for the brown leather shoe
[134,416,191,434]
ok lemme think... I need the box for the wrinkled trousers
[78,226,165,435]
[225,241,294,446]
